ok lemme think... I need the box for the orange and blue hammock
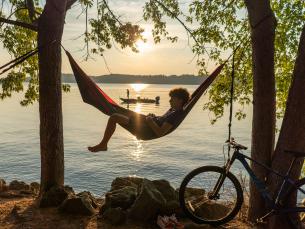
[66,51,225,140]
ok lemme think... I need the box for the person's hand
[147,113,156,117]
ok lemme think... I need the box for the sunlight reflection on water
[131,137,144,162]
[134,103,142,113]
[130,83,148,92]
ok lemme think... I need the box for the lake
[0,83,252,195]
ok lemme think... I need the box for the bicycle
[179,139,305,227]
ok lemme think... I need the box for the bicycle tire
[179,165,244,226]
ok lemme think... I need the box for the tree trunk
[38,0,67,195]
[244,0,277,223]
[267,25,305,228]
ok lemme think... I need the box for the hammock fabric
[65,50,224,140]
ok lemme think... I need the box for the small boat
[120,96,160,104]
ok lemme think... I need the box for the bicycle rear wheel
[179,166,243,226]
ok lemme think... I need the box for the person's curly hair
[169,88,190,105]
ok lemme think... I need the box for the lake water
[0,83,252,195]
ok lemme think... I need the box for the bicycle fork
[209,158,234,199]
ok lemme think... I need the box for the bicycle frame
[212,148,305,213]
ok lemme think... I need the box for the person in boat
[126,89,130,99]
[88,87,190,152]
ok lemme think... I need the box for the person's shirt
[153,108,184,127]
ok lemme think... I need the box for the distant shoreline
[61,73,207,85]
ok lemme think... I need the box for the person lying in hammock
[88,87,190,152]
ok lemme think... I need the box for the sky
[62,0,201,76]
[1,0,202,76]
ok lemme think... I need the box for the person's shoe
[157,215,184,229]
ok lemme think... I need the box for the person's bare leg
[88,113,129,152]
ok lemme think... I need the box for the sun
[135,40,152,53]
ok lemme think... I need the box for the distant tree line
[60,73,206,85]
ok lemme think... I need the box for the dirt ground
[0,195,252,229]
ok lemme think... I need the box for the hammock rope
[228,50,235,142]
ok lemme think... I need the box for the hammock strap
[0,40,58,76]
[0,49,38,75]
[0,48,37,71]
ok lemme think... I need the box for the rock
[9,180,30,191]
[0,191,28,198]
[10,205,24,221]
[77,191,98,209]
[103,186,137,213]
[95,197,104,205]
[19,190,34,195]
[30,182,40,194]
[127,177,144,186]
[184,223,213,229]
[64,185,75,195]
[128,179,166,221]
[111,177,143,191]
[183,187,205,199]
[59,194,95,216]
[103,207,127,225]
[161,200,184,216]
[0,179,7,192]
[195,202,230,220]
[152,179,177,202]
[39,186,74,208]
[10,205,21,215]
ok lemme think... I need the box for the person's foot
[88,143,108,152]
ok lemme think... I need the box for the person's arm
[145,116,173,137]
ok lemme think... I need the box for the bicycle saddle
[284,150,305,158]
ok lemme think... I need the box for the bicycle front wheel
[179,166,243,226]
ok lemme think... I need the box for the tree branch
[154,0,195,41]
[0,17,38,31]
[153,0,210,56]
[102,0,123,26]
[26,0,36,22]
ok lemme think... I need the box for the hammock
[65,50,225,140]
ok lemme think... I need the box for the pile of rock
[59,191,101,216]
[0,176,229,228]
[0,178,101,216]
[39,176,184,223]
[0,178,40,197]
[39,185,102,216]
[100,177,182,225]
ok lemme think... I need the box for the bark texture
[244,0,276,223]
[267,25,305,228]
[38,0,67,194]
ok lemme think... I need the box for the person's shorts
[127,114,157,140]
